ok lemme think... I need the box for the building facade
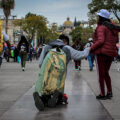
[62,17,74,43]
[2,19,22,44]
[63,17,74,35]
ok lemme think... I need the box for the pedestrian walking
[14,47,19,62]
[72,38,83,70]
[0,32,11,67]
[87,38,95,71]
[17,35,29,71]
[90,9,120,100]
[4,45,10,62]
[28,44,34,62]
[37,45,42,59]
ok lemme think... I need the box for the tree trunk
[5,17,8,34]
[29,34,34,44]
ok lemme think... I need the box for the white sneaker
[22,67,25,71]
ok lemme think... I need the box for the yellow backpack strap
[0,19,3,55]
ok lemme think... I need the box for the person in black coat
[17,35,29,71]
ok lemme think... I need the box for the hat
[88,38,93,41]
[97,9,110,19]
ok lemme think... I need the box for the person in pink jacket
[90,9,119,100]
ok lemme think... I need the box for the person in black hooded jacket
[17,35,29,71]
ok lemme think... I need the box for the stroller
[33,47,68,111]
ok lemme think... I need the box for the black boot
[96,94,107,100]
[48,90,60,107]
[106,92,113,99]
[33,92,44,111]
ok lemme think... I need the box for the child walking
[72,38,83,70]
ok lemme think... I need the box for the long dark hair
[98,16,111,25]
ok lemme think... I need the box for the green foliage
[74,17,81,27]
[42,23,59,43]
[88,12,97,26]
[81,27,94,45]
[13,13,48,43]
[58,25,63,30]
[88,0,120,23]
[70,26,82,42]
[43,29,59,44]
[0,0,14,10]
[50,23,58,33]
[13,13,59,44]
[70,26,94,46]
[25,12,37,18]
[36,23,59,44]
[13,19,23,26]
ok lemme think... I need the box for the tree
[13,14,48,43]
[81,27,94,45]
[70,26,82,42]
[88,12,97,27]
[43,29,59,44]
[70,26,94,45]
[0,0,15,33]
[74,17,77,27]
[25,12,36,18]
[12,19,23,28]
[58,25,63,31]
[40,23,59,44]
[74,17,81,27]
[88,0,120,23]
[50,23,58,33]
[13,13,59,44]
[24,15,47,43]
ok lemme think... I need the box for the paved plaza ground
[0,59,120,120]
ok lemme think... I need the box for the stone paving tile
[0,61,112,120]
[0,61,39,117]
[81,60,120,120]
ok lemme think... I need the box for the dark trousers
[96,54,113,96]
[4,53,9,62]
[28,54,32,62]
[20,52,27,68]
[0,57,2,67]
[74,60,81,69]
[14,56,18,62]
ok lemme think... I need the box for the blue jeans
[28,54,32,62]
[88,53,94,69]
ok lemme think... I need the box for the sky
[1,0,92,25]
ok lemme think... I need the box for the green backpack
[11,50,14,57]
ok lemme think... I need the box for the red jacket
[91,24,119,57]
